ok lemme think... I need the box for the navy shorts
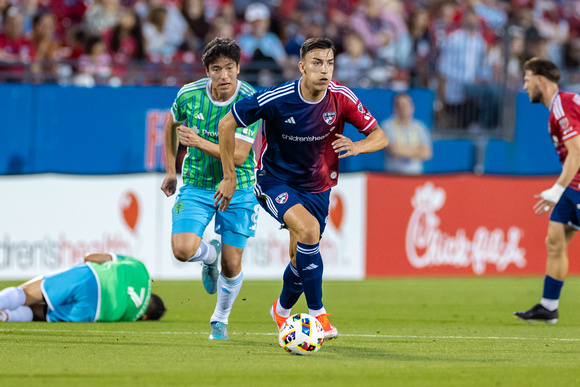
[254,172,330,236]
[551,187,580,228]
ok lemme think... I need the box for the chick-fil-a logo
[405,182,527,275]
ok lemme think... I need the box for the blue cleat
[209,321,229,340]
[202,239,220,294]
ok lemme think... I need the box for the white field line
[0,328,578,342]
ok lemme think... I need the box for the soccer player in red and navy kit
[515,58,580,323]
[215,37,389,339]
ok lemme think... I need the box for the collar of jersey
[206,79,242,107]
[297,78,328,105]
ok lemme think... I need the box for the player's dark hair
[524,57,560,83]
[144,293,166,321]
[300,37,336,61]
[202,37,241,69]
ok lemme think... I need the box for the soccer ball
[279,313,325,356]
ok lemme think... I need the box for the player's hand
[533,195,555,216]
[177,125,200,148]
[161,175,177,197]
[214,177,236,211]
[332,134,360,158]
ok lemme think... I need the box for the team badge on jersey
[323,112,336,125]
[275,192,289,204]
[357,102,363,113]
[559,117,570,129]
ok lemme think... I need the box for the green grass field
[1,277,579,386]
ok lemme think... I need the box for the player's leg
[283,205,323,310]
[515,189,578,323]
[272,229,304,326]
[284,204,337,339]
[171,185,221,293]
[0,276,43,310]
[540,222,575,309]
[208,187,258,340]
[0,277,50,322]
[208,243,243,341]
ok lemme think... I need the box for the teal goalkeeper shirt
[171,78,260,191]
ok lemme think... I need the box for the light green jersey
[171,78,260,191]
[87,255,151,322]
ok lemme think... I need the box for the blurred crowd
[1,0,579,128]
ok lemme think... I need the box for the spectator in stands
[48,0,87,44]
[135,0,187,53]
[181,0,210,55]
[0,6,35,80]
[382,92,432,175]
[30,11,62,82]
[83,0,123,36]
[335,31,373,88]
[206,14,235,42]
[486,26,526,90]
[236,2,287,86]
[349,0,393,55]
[438,7,487,129]
[533,0,569,68]
[142,6,177,61]
[563,36,580,92]
[473,0,508,30]
[407,7,431,88]
[374,0,411,71]
[0,0,10,29]
[75,35,112,86]
[105,9,146,65]
[16,0,40,35]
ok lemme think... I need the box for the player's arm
[84,253,113,264]
[215,111,238,210]
[177,125,252,166]
[534,135,580,215]
[160,115,181,197]
[333,124,389,159]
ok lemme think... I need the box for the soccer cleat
[202,239,221,294]
[208,321,229,340]
[0,310,7,322]
[270,299,288,329]
[514,303,559,324]
[315,313,338,340]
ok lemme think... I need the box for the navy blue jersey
[232,79,377,193]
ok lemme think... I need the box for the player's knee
[545,235,564,255]
[172,243,198,262]
[295,223,320,244]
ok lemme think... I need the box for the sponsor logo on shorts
[275,192,289,204]
[173,202,184,214]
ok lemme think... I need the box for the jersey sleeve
[343,92,378,134]
[235,119,261,144]
[231,93,268,128]
[560,95,580,142]
[171,88,189,123]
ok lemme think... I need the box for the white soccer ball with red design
[278,313,325,355]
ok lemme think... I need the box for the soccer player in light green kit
[160,37,260,340]
[0,253,166,322]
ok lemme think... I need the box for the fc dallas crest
[323,112,336,125]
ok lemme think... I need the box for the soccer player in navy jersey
[215,37,389,339]
[514,58,580,323]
